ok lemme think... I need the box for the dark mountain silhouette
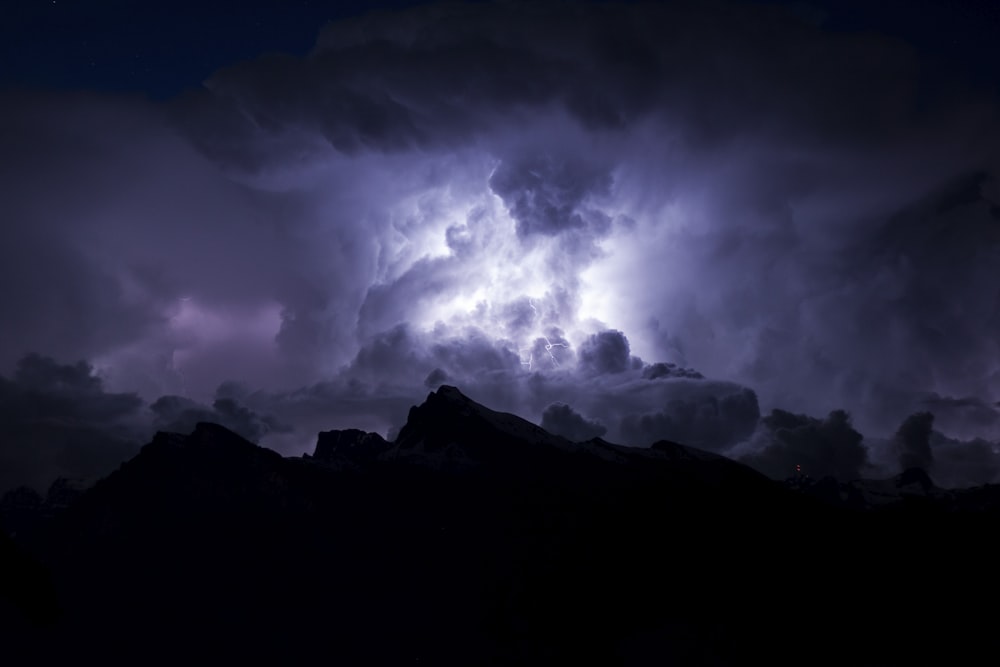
[0,525,58,629]
[1,477,89,537]
[787,464,1000,513]
[3,386,999,664]
[307,428,392,469]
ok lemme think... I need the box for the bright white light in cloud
[381,176,613,363]
[577,205,687,364]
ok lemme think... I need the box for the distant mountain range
[2,386,999,665]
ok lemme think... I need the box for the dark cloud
[738,408,869,481]
[0,354,145,493]
[540,402,607,442]
[894,411,935,471]
[12,354,131,410]
[150,392,292,443]
[424,368,450,389]
[929,432,1000,488]
[577,330,634,376]
[488,155,612,238]
[620,385,760,452]
[919,393,1000,439]
[643,362,704,381]
[873,411,1000,487]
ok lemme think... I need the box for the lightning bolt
[520,351,533,370]
[519,298,569,371]
[542,336,568,367]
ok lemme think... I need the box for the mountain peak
[144,421,282,470]
[433,384,468,401]
[389,385,572,468]
[422,385,484,416]
[309,429,390,469]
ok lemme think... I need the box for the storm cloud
[540,402,607,442]
[577,330,636,376]
[150,392,292,443]
[930,431,1000,488]
[2,1,999,488]
[620,384,761,452]
[0,354,145,492]
[887,411,1000,487]
[738,408,870,481]
[894,411,936,472]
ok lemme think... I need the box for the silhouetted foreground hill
[4,387,999,664]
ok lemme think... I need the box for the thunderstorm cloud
[2,1,1000,490]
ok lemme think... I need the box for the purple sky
[2,0,1000,491]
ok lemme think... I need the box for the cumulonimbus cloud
[1,1,999,489]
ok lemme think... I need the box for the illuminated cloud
[1,1,999,488]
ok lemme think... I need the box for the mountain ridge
[2,385,998,665]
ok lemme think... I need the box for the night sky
[2,0,999,492]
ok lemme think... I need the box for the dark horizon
[7,381,998,665]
